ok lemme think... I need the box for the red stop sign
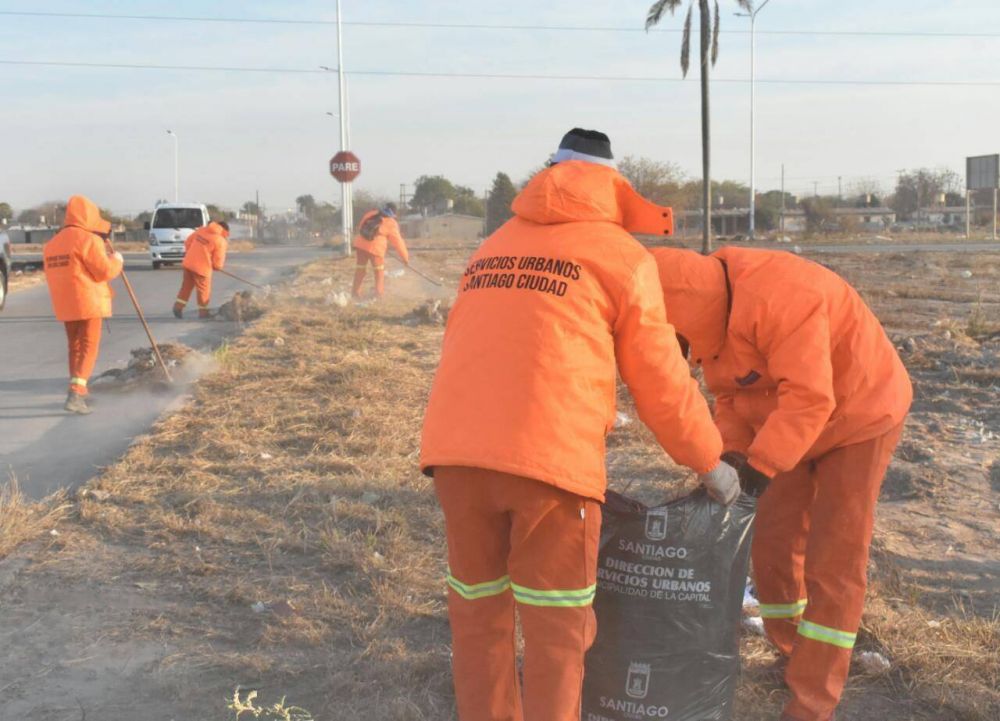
[330,151,361,183]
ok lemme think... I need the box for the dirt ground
[0,239,996,720]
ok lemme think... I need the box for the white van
[145,203,210,269]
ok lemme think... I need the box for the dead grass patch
[0,478,70,559]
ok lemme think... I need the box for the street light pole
[166,130,179,202]
[336,0,351,252]
[738,0,771,241]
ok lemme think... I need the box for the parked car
[0,230,10,310]
[145,203,209,269]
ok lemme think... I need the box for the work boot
[172,302,184,319]
[64,391,92,415]
[198,308,212,319]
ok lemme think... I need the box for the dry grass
[1,248,997,720]
[0,478,70,560]
[7,268,45,293]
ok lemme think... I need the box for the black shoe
[172,303,184,319]
[64,392,92,415]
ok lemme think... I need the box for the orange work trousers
[352,249,385,298]
[64,318,103,396]
[752,423,904,721]
[176,269,212,309]
[434,466,601,721]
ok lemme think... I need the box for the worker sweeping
[652,247,912,721]
[43,195,124,415]
[421,128,739,721]
[351,203,409,299]
[172,220,229,319]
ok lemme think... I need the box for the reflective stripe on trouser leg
[783,425,904,721]
[175,298,188,306]
[797,620,856,649]
[447,572,511,601]
[511,582,596,608]
[759,598,808,619]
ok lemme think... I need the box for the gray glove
[698,460,740,505]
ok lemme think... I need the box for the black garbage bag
[582,488,756,721]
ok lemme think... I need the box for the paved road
[0,245,327,499]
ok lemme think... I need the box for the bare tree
[646,0,753,253]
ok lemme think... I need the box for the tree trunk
[699,0,712,254]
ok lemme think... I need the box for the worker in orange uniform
[43,195,124,415]
[351,203,409,299]
[421,129,740,721]
[652,247,912,721]
[172,220,229,319]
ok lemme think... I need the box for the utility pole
[255,189,261,241]
[336,0,351,253]
[813,181,819,198]
[737,0,771,242]
[166,130,179,202]
[780,163,786,236]
[838,176,842,204]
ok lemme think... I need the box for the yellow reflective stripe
[70,377,88,387]
[759,598,808,619]
[797,620,857,649]
[510,582,596,608]
[175,298,188,305]
[447,573,511,600]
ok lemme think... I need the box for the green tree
[411,175,457,213]
[0,202,12,224]
[241,201,261,217]
[453,185,485,217]
[801,197,835,236]
[296,194,318,219]
[486,172,518,234]
[646,0,753,253]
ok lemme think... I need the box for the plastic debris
[742,615,766,636]
[614,412,632,428]
[856,650,891,674]
[251,601,268,614]
[274,337,285,347]
[387,269,406,279]
[260,452,273,460]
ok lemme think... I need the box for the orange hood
[651,248,730,363]
[512,161,673,235]
[63,195,111,236]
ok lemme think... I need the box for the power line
[2,58,1000,87]
[0,10,998,39]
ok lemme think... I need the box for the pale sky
[1,0,999,216]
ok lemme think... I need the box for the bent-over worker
[173,220,229,319]
[352,203,408,299]
[652,246,912,721]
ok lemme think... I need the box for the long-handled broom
[106,240,173,383]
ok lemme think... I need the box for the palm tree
[646,0,752,253]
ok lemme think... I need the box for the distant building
[778,207,896,233]
[5,225,58,244]
[915,206,969,226]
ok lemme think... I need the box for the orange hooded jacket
[652,247,912,479]
[352,210,409,264]
[420,162,721,501]
[182,222,228,277]
[43,196,123,322]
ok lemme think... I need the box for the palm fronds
[735,0,754,11]
[645,0,686,31]
[711,0,721,65]
[680,5,693,77]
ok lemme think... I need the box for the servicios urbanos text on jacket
[43,195,123,321]
[182,222,229,277]
[420,161,723,501]
[651,246,913,479]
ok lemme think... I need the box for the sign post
[966,154,1000,240]
[330,150,361,253]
